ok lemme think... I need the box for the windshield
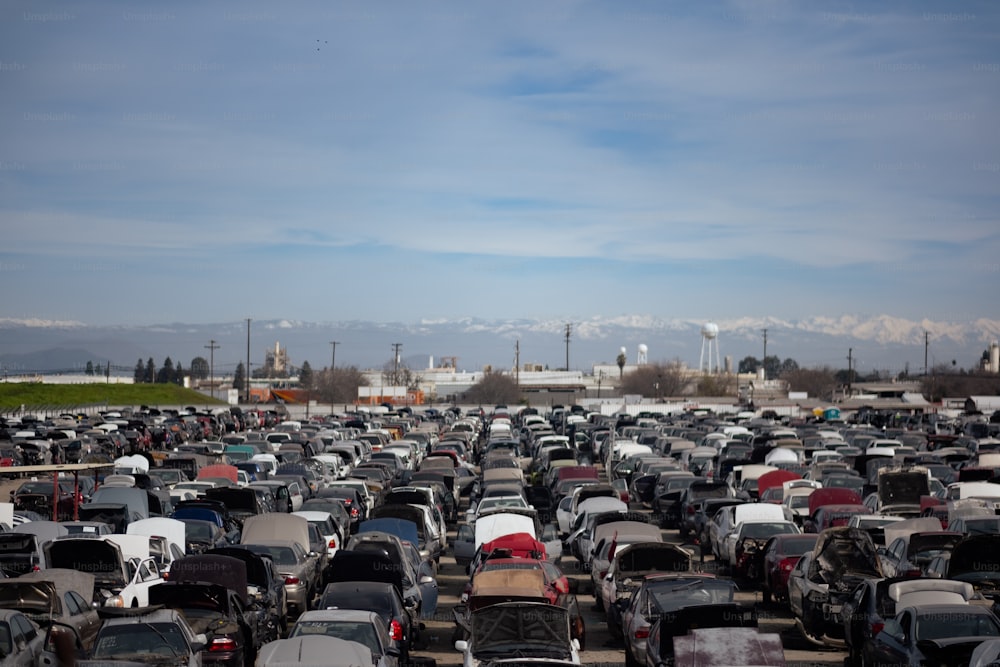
[916,612,1000,641]
[648,579,735,612]
[290,621,380,654]
[741,522,797,539]
[243,545,297,566]
[93,622,189,659]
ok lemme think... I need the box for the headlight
[105,595,125,608]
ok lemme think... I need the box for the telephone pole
[761,328,768,380]
[205,339,220,399]
[329,341,339,370]
[514,339,520,387]
[564,323,572,371]
[924,331,930,376]
[847,348,853,398]
[245,318,251,402]
[392,343,402,385]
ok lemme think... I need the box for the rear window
[320,589,392,615]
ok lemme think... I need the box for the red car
[759,533,818,604]
[462,557,570,604]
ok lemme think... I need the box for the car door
[11,612,43,667]
[65,590,101,649]
[131,559,162,606]
[786,554,809,619]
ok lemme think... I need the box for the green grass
[0,382,226,412]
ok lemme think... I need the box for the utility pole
[564,323,572,371]
[205,339,220,400]
[246,318,251,402]
[392,343,402,386]
[924,331,929,376]
[847,348,853,399]
[514,339,520,387]
[329,341,339,370]
[762,328,768,380]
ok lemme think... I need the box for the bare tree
[621,360,688,398]
[783,367,838,401]
[463,371,520,405]
[312,366,370,404]
[697,374,734,397]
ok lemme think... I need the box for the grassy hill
[0,383,226,412]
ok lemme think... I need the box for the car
[0,569,101,651]
[256,634,386,667]
[88,607,206,667]
[728,519,801,580]
[758,533,818,604]
[236,540,319,621]
[595,542,692,615]
[287,609,402,667]
[152,554,264,667]
[862,603,1000,667]
[0,609,45,667]
[454,601,581,667]
[208,546,287,642]
[841,577,977,667]
[317,580,417,663]
[880,526,963,578]
[344,531,439,619]
[614,574,737,666]
[43,534,163,608]
[787,526,884,647]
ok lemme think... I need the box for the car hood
[257,636,373,667]
[149,581,232,617]
[948,535,1000,586]
[811,527,883,582]
[45,539,125,584]
[471,602,572,658]
[241,513,310,554]
[878,471,929,508]
[0,568,96,615]
[168,555,248,604]
[614,543,692,575]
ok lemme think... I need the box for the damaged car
[787,526,884,648]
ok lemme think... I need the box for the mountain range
[0,315,998,378]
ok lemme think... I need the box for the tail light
[904,568,922,577]
[209,637,238,652]
[328,538,338,549]
[598,570,608,579]
[687,506,696,514]
[350,507,359,518]
[871,621,884,635]
[780,558,796,572]
[389,619,404,641]
[634,627,649,639]
[284,576,300,585]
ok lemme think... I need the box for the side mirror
[419,575,435,585]
[454,640,468,652]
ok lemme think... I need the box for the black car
[208,547,288,642]
[313,487,365,533]
[316,581,417,662]
[862,604,1000,667]
[840,575,934,666]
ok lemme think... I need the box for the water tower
[637,344,648,365]
[699,322,721,374]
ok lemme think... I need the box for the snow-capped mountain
[0,315,997,376]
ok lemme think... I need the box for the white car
[44,534,163,608]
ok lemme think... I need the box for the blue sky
[1,0,998,329]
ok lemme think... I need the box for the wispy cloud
[0,0,996,326]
